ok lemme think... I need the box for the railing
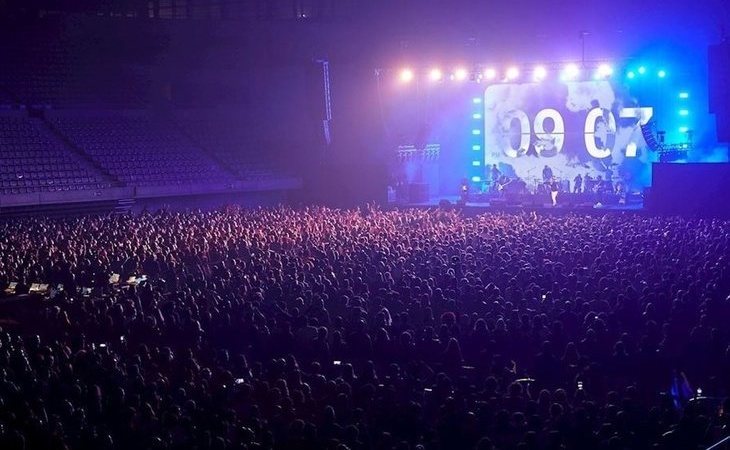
[0,177,302,207]
[707,435,730,450]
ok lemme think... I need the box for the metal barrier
[707,435,730,450]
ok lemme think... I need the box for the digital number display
[495,106,652,159]
[483,81,656,188]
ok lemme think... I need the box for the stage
[383,62,728,219]
[398,194,644,213]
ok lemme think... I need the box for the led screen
[483,80,656,190]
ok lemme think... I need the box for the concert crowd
[0,207,728,450]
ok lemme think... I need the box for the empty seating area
[0,50,148,108]
[0,115,110,195]
[0,21,149,107]
[0,25,79,106]
[176,112,286,181]
[50,113,235,187]
[0,88,16,107]
[0,53,76,106]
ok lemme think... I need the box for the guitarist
[497,176,513,195]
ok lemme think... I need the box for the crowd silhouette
[0,206,728,450]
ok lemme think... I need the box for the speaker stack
[709,42,730,151]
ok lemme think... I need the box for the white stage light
[595,63,613,79]
[506,66,519,80]
[484,68,497,80]
[533,66,547,81]
[399,68,414,83]
[428,68,443,82]
[562,63,580,80]
[454,67,468,81]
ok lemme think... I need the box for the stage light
[595,64,613,79]
[679,109,689,116]
[471,176,481,182]
[472,97,482,104]
[679,126,689,133]
[484,68,497,80]
[627,71,636,79]
[472,161,482,166]
[472,113,482,119]
[454,67,468,81]
[428,68,443,82]
[533,66,547,82]
[638,66,646,74]
[399,68,414,83]
[472,129,481,135]
[679,92,689,99]
[658,70,666,78]
[506,67,519,80]
[562,64,580,80]
[472,145,481,151]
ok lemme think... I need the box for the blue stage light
[638,66,646,74]
[658,70,666,78]
[472,129,481,135]
[472,98,482,104]
[627,71,636,79]
[679,126,689,133]
[679,109,689,116]
[471,176,481,182]
[472,145,481,151]
[472,161,481,166]
[679,92,689,99]
[473,113,482,119]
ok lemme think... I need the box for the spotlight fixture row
[394,63,665,84]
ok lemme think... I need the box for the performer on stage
[542,165,553,183]
[585,173,594,193]
[550,177,559,206]
[595,175,604,193]
[490,164,501,183]
[496,175,511,195]
[459,178,469,203]
[573,174,582,193]
[615,180,626,204]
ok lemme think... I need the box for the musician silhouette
[573,174,582,193]
[490,164,501,182]
[542,165,553,183]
